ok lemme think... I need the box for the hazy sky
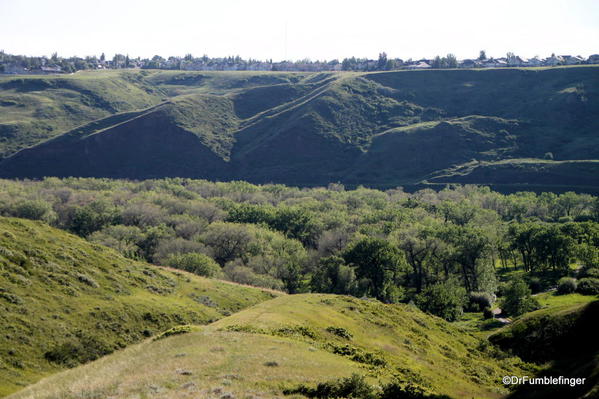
[1,0,598,61]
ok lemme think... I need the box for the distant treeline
[2,50,597,74]
[1,178,598,321]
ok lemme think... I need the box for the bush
[223,262,284,290]
[576,278,599,295]
[12,199,56,223]
[557,277,577,295]
[44,334,112,367]
[496,281,509,297]
[483,307,494,319]
[501,279,540,317]
[284,373,377,399]
[326,326,353,340]
[580,267,599,279]
[527,276,543,294]
[468,292,494,312]
[416,280,467,321]
[381,381,452,399]
[154,325,192,340]
[165,252,221,278]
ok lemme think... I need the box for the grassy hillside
[7,294,532,399]
[0,216,278,396]
[1,66,598,190]
[0,70,164,158]
[489,301,599,399]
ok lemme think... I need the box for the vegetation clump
[500,279,541,317]
[557,277,577,294]
[153,325,192,340]
[576,277,599,295]
[284,374,452,399]
[326,326,353,340]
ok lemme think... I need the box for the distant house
[525,57,543,67]
[406,61,431,70]
[507,56,526,67]
[561,55,584,65]
[41,65,62,73]
[543,55,563,66]
[588,54,599,64]
[459,59,478,68]
[481,58,507,68]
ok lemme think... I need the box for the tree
[393,224,442,292]
[478,50,487,61]
[199,222,252,266]
[437,225,492,292]
[343,237,408,303]
[501,279,540,316]
[416,279,467,321]
[377,52,388,70]
[310,256,357,295]
[445,53,458,68]
[67,201,119,237]
[12,199,56,223]
[270,207,321,247]
[165,252,221,277]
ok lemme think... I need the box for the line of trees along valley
[1,178,598,321]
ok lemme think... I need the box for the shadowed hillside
[489,301,599,399]
[1,67,598,190]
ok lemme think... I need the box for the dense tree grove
[1,178,598,320]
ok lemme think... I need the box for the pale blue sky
[1,0,598,60]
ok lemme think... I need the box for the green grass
[534,291,598,308]
[0,216,278,397]
[1,66,598,190]
[7,294,535,399]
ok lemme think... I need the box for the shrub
[580,267,599,279]
[264,361,279,367]
[326,326,353,340]
[468,292,494,312]
[284,373,377,399]
[483,307,494,319]
[557,277,577,294]
[577,278,599,295]
[154,325,192,340]
[0,290,24,305]
[501,279,540,317]
[527,276,543,294]
[165,252,221,278]
[416,280,467,321]
[76,273,99,288]
[223,262,284,290]
[381,381,452,399]
[11,199,56,223]
[496,281,509,297]
[44,334,112,367]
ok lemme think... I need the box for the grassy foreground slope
[11,294,532,399]
[0,217,278,396]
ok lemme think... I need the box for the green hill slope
[9,294,532,399]
[489,301,599,399]
[0,217,278,396]
[1,67,598,190]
